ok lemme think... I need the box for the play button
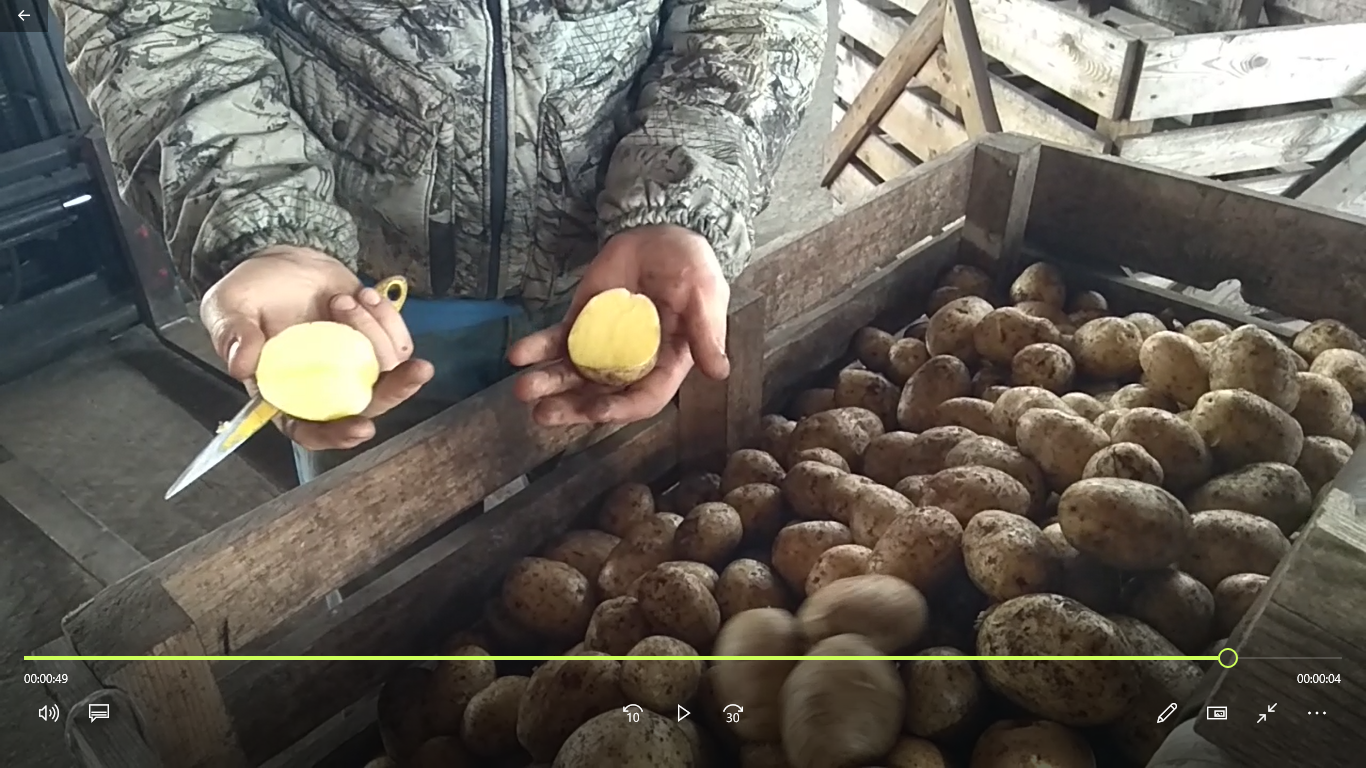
[677,704,690,722]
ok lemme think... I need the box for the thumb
[207,313,267,382]
[686,282,731,381]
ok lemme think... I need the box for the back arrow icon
[18,10,30,18]
[677,704,690,723]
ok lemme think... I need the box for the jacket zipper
[483,0,509,298]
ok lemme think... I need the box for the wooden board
[836,50,970,162]
[1116,106,1366,177]
[830,102,920,183]
[1132,24,1366,120]
[1266,0,1366,23]
[1233,170,1313,195]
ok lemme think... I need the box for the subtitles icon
[1206,706,1228,721]
[88,703,111,722]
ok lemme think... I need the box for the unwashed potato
[1011,342,1075,393]
[1180,509,1291,589]
[725,483,787,543]
[1293,318,1365,361]
[1016,408,1111,491]
[945,436,1049,517]
[804,543,873,595]
[1126,312,1166,339]
[501,558,595,642]
[1042,523,1121,613]
[835,368,901,429]
[461,675,529,757]
[782,461,846,520]
[868,506,963,590]
[1208,325,1301,412]
[542,529,621,583]
[976,594,1140,726]
[553,709,692,768]
[668,472,722,513]
[928,286,967,316]
[990,386,1072,443]
[1109,407,1213,493]
[516,654,627,762]
[1010,262,1067,307]
[1185,462,1312,534]
[644,561,719,594]
[597,515,679,598]
[772,521,854,591]
[1015,300,1070,328]
[711,608,807,742]
[1082,442,1164,485]
[787,407,883,471]
[888,338,932,385]
[867,427,976,485]
[941,264,996,298]
[1104,616,1204,765]
[674,502,744,567]
[1138,331,1210,408]
[1073,317,1143,381]
[791,447,850,471]
[781,634,905,768]
[894,474,932,504]
[846,483,916,547]
[1183,318,1232,344]
[821,474,882,527]
[974,307,1062,365]
[885,737,951,768]
[1107,383,1174,411]
[378,666,435,762]
[962,511,1058,602]
[921,465,1031,524]
[716,559,790,619]
[898,355,973,431]
[1292,372,1356,441]
[583,596,651,655]
[1123,569,1215,654]
[790,389,835,419]
[759,415,796,463]
[597,483,656,537]
[969,720,1095,768]
[1057,478,1191,570]
[1060,392,1107,421]
[621,636,703,714]
[853,327,897,375]
[1297,435,1354,494]
[1214,573,1268,636]
[901,646,983,740]
[927,296,995,364]
[974,365,1011,397]
[1093,408,1128,437]
[722,449,786,493]
[796,573,928,652]
[1310,348,1366,406]
[933,396,998,437]
[633,564,721,650]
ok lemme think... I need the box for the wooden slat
[1231,170,1313,195]
[678,287,766,472]
[1116,107,1366,177]
[1132,24,1366,121]
[1026,145,1366,331]
[885,0,1139,119]
[1113,0,1219,32]
[824,0,947,184]
[831,102,920,182]
[214,415,679,762]
[837,49,972,160]
[830,160,883,204]
[1266,0,1366,23]
[1291,124,1366,212]
[941,0,1004,135]
[840,0,1108,151]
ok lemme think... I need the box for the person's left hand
[509,224,731,426]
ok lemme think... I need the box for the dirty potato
[1104,616,1204,765]
[1107,383,1174,411]
[1183,319,1232,344]
[553,709,692,768]
[1061,391,1107,421]
[1138,331,1210,407]
[1179,509,1290,590]
[1291,372,1355,442]
[933,396,998,436]
[797,573,928,652]
[1123,569,1215,653]
[1185,462,1312,534]
[461,675,528,757]
[634,565,722,650]
[1310,347,1366,407]
[1016,408,1111,490]
[874,427,978,486]
[1297,435,1353,494]
[835,368,901,429]
[516,654,627,762]
[1126,312,1166,339]
[597,483,656,537]
[621,636,704,714]
[674,502,744,567]
[1009,262,1067,307]
[759,415,797,464]
[781,634,905,768]
[898,355,973,431]
[542,529,621,583]
[1042,523,1122,613]
[921,465,1031,524]
[888,338,932,385]
[1208,325,1301,412]
[853,327,897,375]
[725,483,787,543]
[845,483,916,547]
[868,506,964,591]
[583,596,651,655]
[990,386,1073,442]
[1057,478,1191,570]
[1082,442,1164,485]
[791,447,850,471]
[782,460,846,520]
[501,558,595,642]
[1108,407,1212,493]
[976,594,1140,726]
[970,720,1095,768]
[1293,318,1365,361]
[804,544,873,596]
[597,515,679,599]
[1214,573,1268,636]
[901,647,983,740]
[715,559,789,621]
[771,521,854,591]
[722,449,786,494]
[941,264,996,298]
[962,511,1059,602]
[927,296,996,364]
[974,307,1062,365]
[787,407,883,471]
[1073,317,1143,381]
[1010,342,1075,393]
[711,608,806,742]
[945,436,1049,517]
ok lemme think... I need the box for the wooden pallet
[832,0,1366,216]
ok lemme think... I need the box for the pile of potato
[361,261,1366,768]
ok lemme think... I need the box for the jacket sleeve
[597,0,828,281]
[54,0,360,294]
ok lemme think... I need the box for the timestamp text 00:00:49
[1298,674,1342,684]
[24,674,69,685]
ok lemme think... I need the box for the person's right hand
[199,245,434,450]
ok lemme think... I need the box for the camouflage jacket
[56,0,827,304]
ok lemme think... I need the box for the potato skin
[722,449,787,494]
[945,436,1049,517]
[1073,317,1143,380]
[867,427,976,485]
[1310,348,1366,406]
[804,543,873,596]
[461,675,529,757]
[853,327,896,375]
[1138,331,1211,407]
[620,636,703,714]
[1061,392,1107,421]
[1126,312,1166,339]
[1185,462,1312,534]
[771,521,854,591]
[933,396,998,437]
[597,483,656,537]
[782,460,845,521]
[1123,569,1215,653]
[1082,442,1163,485]
[781,635,905,768]
[634,565,722,650]
[501,558,596,642]
[888,338,931,385]
[1294,318,1365,362]
[597,515,679,599]
[1010,262,1067,307]
[583,596,651,656]
[898,355,973,431]
[1183,319,1232,344]
[1057,478,1192,570]
[542,529,621,583]
[976,594,1140,726]
[725,483,787,543]
[834,368,901,430]
[1214,573,1268,636]
[847,483,916,548]
[921,465,1031,524]
[711,608,806,742]
[786,408,882,471]
[1109,406,1213,493]
[1108,383,1174,412]
[901,646,983,740]
[975,307,1062,366]
[868,506,964,591]
[516,654,627,762]
[990,386,1072,443]
[1297,435,1354,494]
[962,511,1059,602]
[796,573,928,652]
[716,558,790,620]
[1016,408,1111,491]
[552,709,692,768]
[1011,342,1075,393]
[1042,523,1121,614]
[970,720,1095,768]
[1180,509,1291,589]
[674,502,744,567]
[1208,325,1301,412]
[927,296,995,364]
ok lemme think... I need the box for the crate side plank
[216,415,678,763]
[962,133,1041,278]
[679,287,766,472]
[1267,0,1366,23]
[1116,106,1366,177]
[840,0,1109,151]
[1131,24,1366,121]
[1026,145,1366,330]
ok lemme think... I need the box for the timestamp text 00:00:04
[1298,674,1342,684]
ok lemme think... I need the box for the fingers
[507,323,568,368]
[205,312,267,382]
[281,359,433,450]
[685,275,731,381]
[513,360,587,403]
[358,287,415,360]
[361,359,435,418]
[532,339,693,426]
[330,293,401,371]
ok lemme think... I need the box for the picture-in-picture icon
[1206,705,1228,720]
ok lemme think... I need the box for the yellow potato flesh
[255,321,380,422]
[567,288,662,386]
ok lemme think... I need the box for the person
[55,0,827,484]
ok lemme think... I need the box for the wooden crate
[834,0,1366,215]
[32,135,1366,768]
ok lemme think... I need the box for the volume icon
[38,703,60,722]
